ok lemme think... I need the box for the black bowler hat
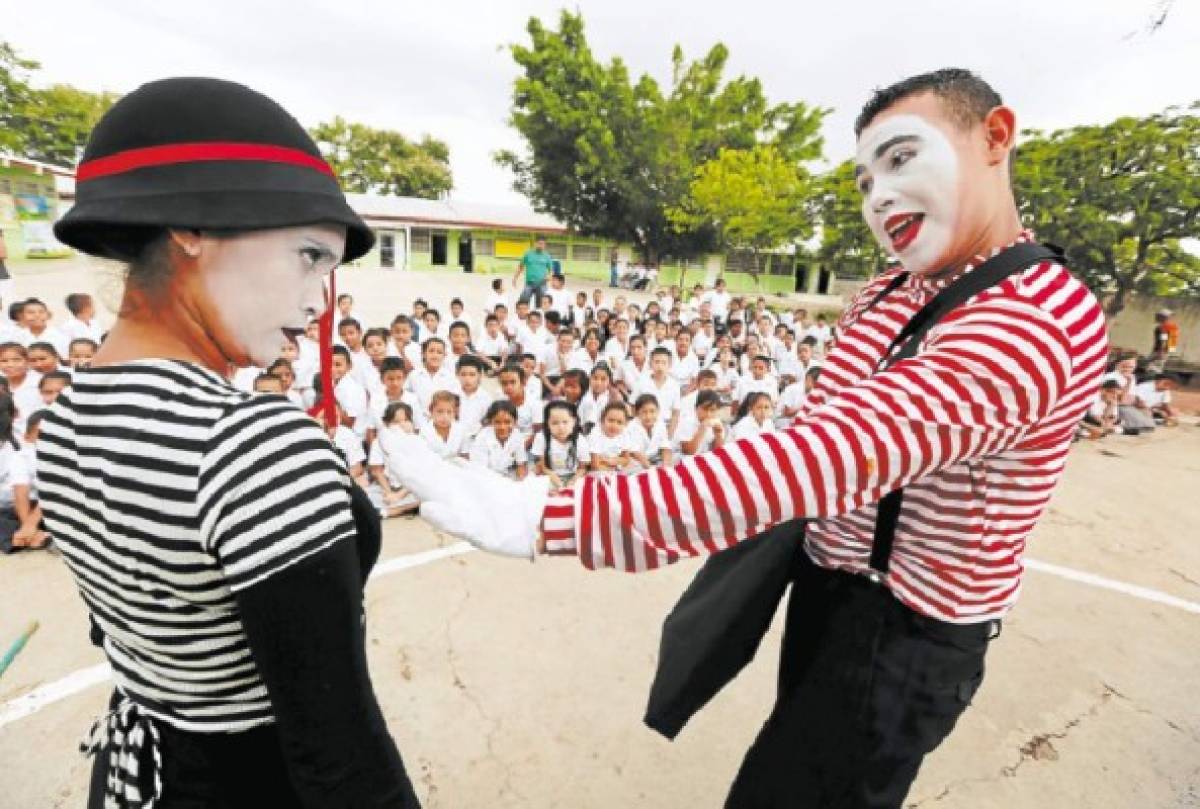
[55,77,374,262]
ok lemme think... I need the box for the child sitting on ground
[469,400,528,480]
[588,401,634,473]
[367,402,420,517]
[0,343,42,435]
[676,390,727,456]
[498,364,542,449]
[532,400,590,489]
[5,406,50,551]
[626,394,673,470]
[67,338,98,370]
[38,371,71,405]
[579,363,616,431]
[27,342,65,377]
[407,336,456,418]
[732,391,777,440]
[1135,372,1180,427]
[420,389,468,460]
[454,355,495,440]
[366,357,421,445]
[1079,380,1125,440]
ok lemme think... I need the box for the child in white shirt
[498,364,542,449]
[61,293,104,343]
[367,402,420,517]
[588,401,634,473]
[406,337,457,417]
[367,357,423,442]
[476,314,511,368]
[736,355,779,410]
[330,347,370,439]
[633,347,682,437]
[532,400,590,488]
[469,400,528,480]
[732,392,777,440]
[419,390,469,460]
[578,363,616,431]
[676,390,727,456]
[453,355,495,438]
[626,394,673,470]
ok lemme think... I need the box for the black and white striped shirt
[39,359,355,732]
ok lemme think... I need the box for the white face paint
[855,114,960,275]
[203,225,344,367]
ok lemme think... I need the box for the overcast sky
[5,0,1197,205]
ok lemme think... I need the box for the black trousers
[88,701,305,809]
[726,554,995,808]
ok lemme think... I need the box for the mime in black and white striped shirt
[45,77,420,808]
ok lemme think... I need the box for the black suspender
[860,242,1063,577]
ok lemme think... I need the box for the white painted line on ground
[0,662,112,729]
[369,541,475,579]
[1024,557,1200,615]
[2,545,1196,730]
[0,541,477,731]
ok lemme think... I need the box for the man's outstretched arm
[541,300,1072,572]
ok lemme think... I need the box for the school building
[346,193,841,299]
[0,154,74,259]
[41,167,843,301]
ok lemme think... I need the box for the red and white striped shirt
[541,233,1108,622]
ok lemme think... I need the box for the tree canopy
[1014,103,1200,316]
[667,144,814,281]
[497,11,827,264]
[0,42,117,166]
[309,117,452,199]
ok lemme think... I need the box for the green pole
[0,621,39,678]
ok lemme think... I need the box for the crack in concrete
[442,577,526,806]
[907,686,1119,807]
[1168,567,1200,590]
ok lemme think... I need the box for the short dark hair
[65,293,92,315]
[456,354,487,374]
[380,356,407,375]
[854,68,1003,137]
[383,401,414,424]
[39,370,71,389]
[338,317,361,333]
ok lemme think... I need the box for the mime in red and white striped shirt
[387,68,1107,809]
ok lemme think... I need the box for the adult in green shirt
[514,236,554,306]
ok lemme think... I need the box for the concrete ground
[0,259,1198,808]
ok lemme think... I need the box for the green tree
[668,144,814,285]
[21,84,119,165]
[813,159,890,279]
[496,11,827,264]
[1014,103,1200,316]
[309,117,452,198]
[0,41,39,156]
[1,41,118,166]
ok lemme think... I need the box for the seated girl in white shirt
[469,400,528,480]
[588,401,634,473]
[579,362,616,431]
[367,401,420,518]
[532,400,590,489]
[732,392,777,440]
[626,394,673,470]
[676,390,727,456]
[419,390,468,460]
